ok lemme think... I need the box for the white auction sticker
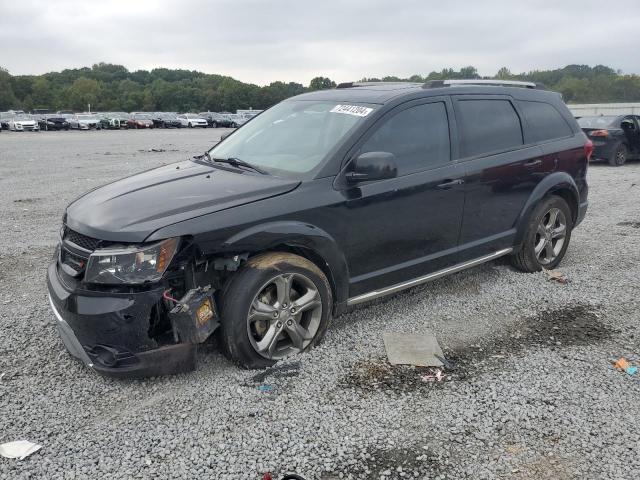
[330,104,373,117]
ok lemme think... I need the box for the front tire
[511,196,573,272]
[220,252,332,369]
[609,143,627,166]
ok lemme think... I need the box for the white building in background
[568,103,640,116]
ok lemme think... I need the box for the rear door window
[360,102,450,175]
[456,99,523,157]
[518,101,573,143]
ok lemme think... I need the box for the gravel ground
[0,129,639,480]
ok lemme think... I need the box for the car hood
[15,119,36,124]
[65,160,300,243]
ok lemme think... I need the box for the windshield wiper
[193,152,268,175]
[211,156,268,175]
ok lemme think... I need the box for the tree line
[1,63,639,113]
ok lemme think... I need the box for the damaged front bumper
[46,261,208,378]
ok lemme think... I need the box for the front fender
[514,172,579,246]
[219,221,349,313]
[182,221,349,315]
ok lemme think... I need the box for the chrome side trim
[347,248,513,306]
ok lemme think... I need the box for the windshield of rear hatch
[208,101,375,175]
[577,116,618,128]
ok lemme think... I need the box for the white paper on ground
[0,440,42,460]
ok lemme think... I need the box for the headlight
[84,237,179,284]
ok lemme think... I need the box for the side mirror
[345,151,398,184]
[220,132,232,141]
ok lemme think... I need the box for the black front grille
[64,227,100,251]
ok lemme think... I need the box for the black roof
[289,81,560,105]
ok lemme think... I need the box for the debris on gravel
[1,130,639,479]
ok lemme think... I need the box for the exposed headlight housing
[84,237,179,284]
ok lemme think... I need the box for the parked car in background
[68,114,101,130]
[577,115,640,166]
[0,112,13,130]
[177,113,208,128]
[97,113,123,130]
[7,113,40,131]
[127,113,155,129]
[199,112,234,128]
[110,112,130,128]
[222,113,248,128]
[37,114,70,131]
[153,112,182,128]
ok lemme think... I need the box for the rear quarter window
[518,101,573,143]
[456,99,523,158]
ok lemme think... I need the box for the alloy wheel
[247,273,322,360]
[534,207,567,266]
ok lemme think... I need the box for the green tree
[66,77,101,111]
[0,67,19,110]
[309,77,336,90]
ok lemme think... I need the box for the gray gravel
[1,129,639,480]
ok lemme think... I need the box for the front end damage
[46,228,239,378]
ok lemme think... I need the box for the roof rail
[336,81,421,89]
[423,79,546,90]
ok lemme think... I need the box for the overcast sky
[1,0,638,85]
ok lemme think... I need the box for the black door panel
[343,163,465,296]
[458,145,545,260]
[336,98,464,297]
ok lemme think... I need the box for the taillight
[589,129,609,137]
[584,139,594,161]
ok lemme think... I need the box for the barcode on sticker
[330,105,373,117]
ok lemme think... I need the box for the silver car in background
[177,113,208,128]
[68,114,101,130]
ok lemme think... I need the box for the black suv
[47,80,590,377]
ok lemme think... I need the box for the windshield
[577,116,618,128]
[208,101,374,175]
[135,114,152,120]
[77,114,97,120]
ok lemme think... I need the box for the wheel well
[550,189,578,224]
[257,245,338,308]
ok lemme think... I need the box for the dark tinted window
[361,102,450,175]
[518,101,573,143]
[457,99,523,157]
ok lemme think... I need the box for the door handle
[524,159,542,169]
[436,178,465,190]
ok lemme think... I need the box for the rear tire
[511,196,573,272]
[219,252,332,369]
[609,143,627,166]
